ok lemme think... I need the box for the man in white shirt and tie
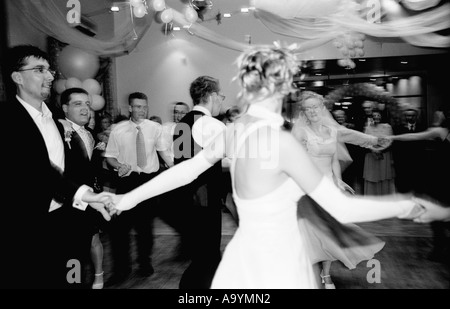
[105,92,173,286]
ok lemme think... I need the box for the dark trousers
[179,186,222,289]
[108,172,157,276]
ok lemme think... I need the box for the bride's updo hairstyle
[237,46,300,102]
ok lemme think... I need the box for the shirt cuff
[73,185,92,211]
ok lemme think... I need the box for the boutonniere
[58,119,74,149]
[94,141,106,151]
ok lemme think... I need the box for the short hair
[5,45,50,76]
[149,115,162,124]
[189,76,220,106]
[226,105,241,119]
[299,91,324,110]
[174,101,189,110]
[128,92,148,105]
[60,87,89,106]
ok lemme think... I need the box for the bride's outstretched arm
[114,128,227,211]
[279,132,420,224]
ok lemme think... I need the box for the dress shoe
[92,272,104,289]
[320,270,336,289]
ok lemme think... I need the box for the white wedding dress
[211,119,318,289]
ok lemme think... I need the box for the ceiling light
[358,59,366,62]
[173,26,181,31]
[110,6,120,12]
[401,61,408,64]
[223,13,232,18]
[241,8,249,13]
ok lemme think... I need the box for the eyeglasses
[17,66,56,77]
[214,93,225,101]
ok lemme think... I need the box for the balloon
[354,40,364,48]
[348,49,356,58]
[82,78,101,95]
[337,59,348,67]
[355,48,365,57]
[65,77,82,89]
[57,46,100,81]
[184,6,198,23]
[133,5,147,18]
[153,0,166,12]
[130,0,143,7]
[333,40,343,49]
[54,79,67,94]
[90,94,105,111]
[161,8,173,23]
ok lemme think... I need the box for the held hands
[411,197,450,223]
[117,164,132,177]
[82,190,116,221]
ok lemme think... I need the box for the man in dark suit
[173,76,226,289]
[58,87,105,289]
[392,108,427,194]
[2,45,112,289]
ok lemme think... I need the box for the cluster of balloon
[334,32,366,69]
[131,0,147,18]
[54,46,105,111]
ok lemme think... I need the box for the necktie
[136,126,147,169]
[79,127,94,159]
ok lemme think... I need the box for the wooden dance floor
[97,209,449,289]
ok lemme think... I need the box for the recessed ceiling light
[358,59,366,62]
[111,6,120,12]
[401,61,408,64]
[223,13,232,18]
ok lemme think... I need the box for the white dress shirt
[17,95,90,211]
[105,119,166,175]
[192,105,227,149]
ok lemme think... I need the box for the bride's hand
[412,197,450,223]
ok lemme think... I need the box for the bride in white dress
[111,45,435,289]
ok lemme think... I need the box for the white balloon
[66,77,82,89]
[153,0,166,12]
[130,0,143,8]
[161,8,174,23]
[184,6,198,23]
[133,5,146,18]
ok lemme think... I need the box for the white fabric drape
[10,0,153,56]
[252,0,450,48]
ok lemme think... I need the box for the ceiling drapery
[252,0,450,48]
[9,0,450,58]
[10,0,153,56]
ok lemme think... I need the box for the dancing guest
[292,91,386,288]
[110,45,439,289]
[59,87,106,289]
[363,108,396,195]
[104,92,172,286]
[172,76,226,289]
[389,110,450,263]
[2,45,113,289]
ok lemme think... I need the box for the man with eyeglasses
[173,75,226,289]
[2,45,113,289]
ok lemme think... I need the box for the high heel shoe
[92,271,104,289]
[320,270,336,289]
